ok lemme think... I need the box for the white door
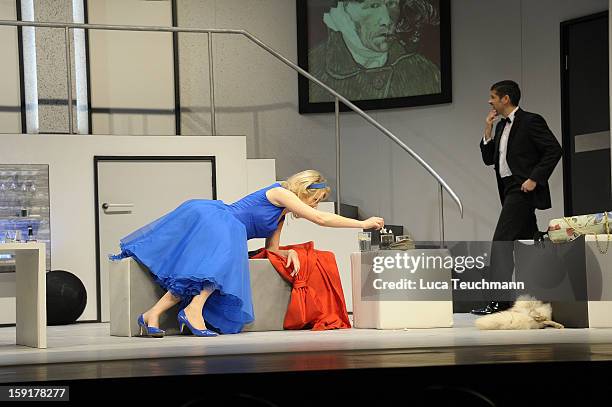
[96,158,215,322]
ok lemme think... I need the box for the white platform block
[243,259,292,332]
[0,242,47,348]
[351,250,453,329]
[109,258,179,337]
[109,257,291,336]
[586,235,612,328]
[516,236,612,328]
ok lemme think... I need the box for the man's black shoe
[471,301,512,315]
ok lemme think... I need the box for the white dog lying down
[475,296,564,330]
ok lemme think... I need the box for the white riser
[246,158,276,193]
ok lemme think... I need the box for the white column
[13,242,47,348]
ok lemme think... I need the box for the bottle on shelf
[27,226,36,242]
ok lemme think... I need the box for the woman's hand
[361,217,385,230]
[285,249,300,277]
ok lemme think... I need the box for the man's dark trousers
[487,175,539,301]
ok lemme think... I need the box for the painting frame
[297,0,452,114]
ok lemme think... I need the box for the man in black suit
[472,80,562,315]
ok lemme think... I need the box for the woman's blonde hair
[281,170,331,203]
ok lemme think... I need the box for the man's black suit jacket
[479,108,562,210]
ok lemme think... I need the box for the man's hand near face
[484,109,498,142]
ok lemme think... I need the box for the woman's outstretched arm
[267,188,384,230]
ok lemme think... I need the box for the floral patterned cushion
[548,212,612,243]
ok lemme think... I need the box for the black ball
[46,270,87,326]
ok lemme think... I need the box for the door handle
[102,203,134,210]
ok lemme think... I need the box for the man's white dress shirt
[483,106,519,178]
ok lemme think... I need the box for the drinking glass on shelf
[4,230,15,243]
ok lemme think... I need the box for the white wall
[0,134,248,322]
[177,0,608,242]
[520,0,609,227]
[88,0,175,135]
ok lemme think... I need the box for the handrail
[0,19,464,220]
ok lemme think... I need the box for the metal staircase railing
[0,19,463,244]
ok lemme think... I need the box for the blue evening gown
[110,183,286,334]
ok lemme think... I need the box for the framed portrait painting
[297,0,452,114]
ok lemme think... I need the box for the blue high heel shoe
[177,309,218,337]
[137,314,165,338]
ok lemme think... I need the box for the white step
[246,158,276,193]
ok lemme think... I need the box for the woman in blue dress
[111,170,384,337]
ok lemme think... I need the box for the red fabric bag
[250,241,351,330]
